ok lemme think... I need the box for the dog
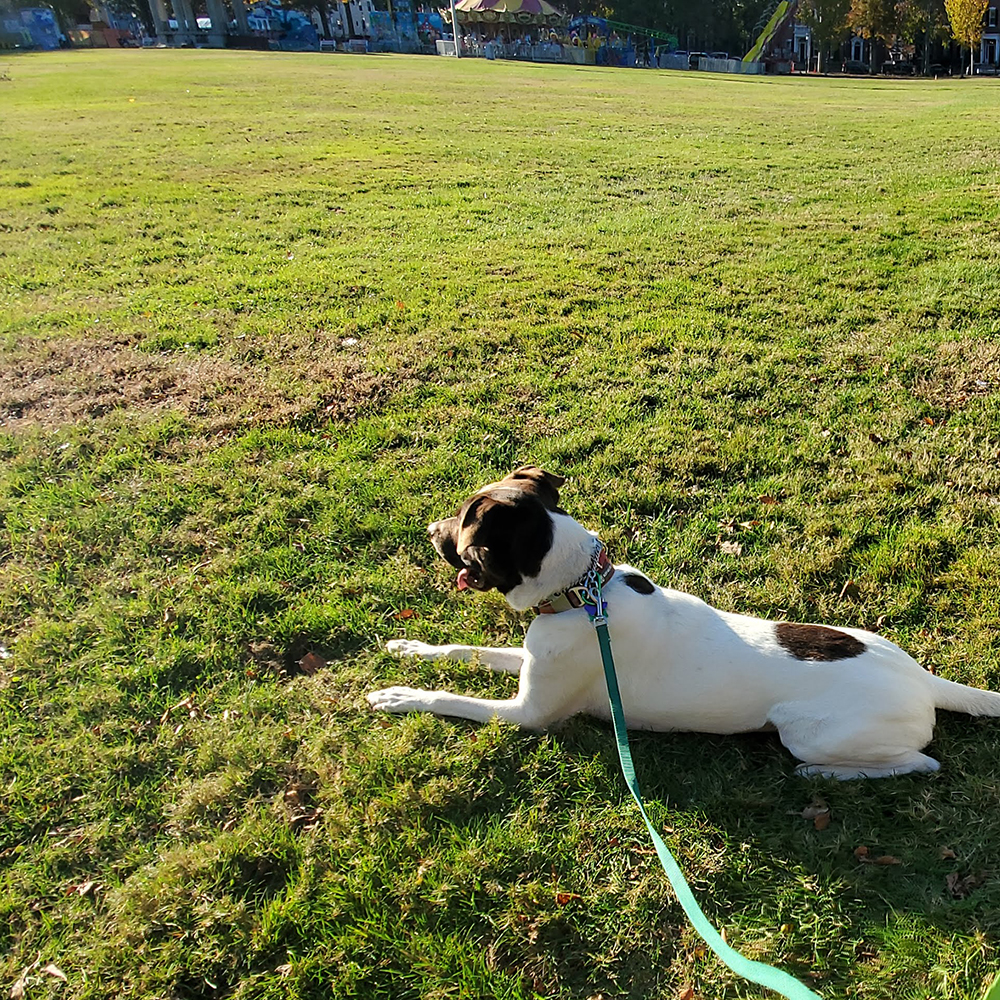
[368,466,1000,778]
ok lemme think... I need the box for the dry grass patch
[912,338,1000,410]
[0,333,394,432]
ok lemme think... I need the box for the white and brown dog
[368,467,1000,779]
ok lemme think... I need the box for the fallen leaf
[555,890,581,905]
[275,963,293,978]
[297,652,326,675]
[854,845,870,860]
[719,540,743,556]
[874,855,901,866]
[678,988,695,1000]
[42,964,67,982]
[76,880,96,897]
[758,494,778,505]
[10,982,25,1000]
[289,807,322,830]
[939,846,957,860]
[946,870,985,898]
[797,797,830,828]
[799,798,827,819]
[393,608,416,620]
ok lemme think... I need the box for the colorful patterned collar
[534,541,615,615]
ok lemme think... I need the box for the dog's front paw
[386,639,443,661]
[367,686,433,714]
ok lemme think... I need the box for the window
[990,6,998,28]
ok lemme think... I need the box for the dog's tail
[927,673,1000,716]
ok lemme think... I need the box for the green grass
[1,49,1000,999]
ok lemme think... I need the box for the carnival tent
[451,0,566,26]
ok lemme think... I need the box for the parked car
[688,50,707,68]
[974,62,998,75]
[882,59,915,75]
[841,59,869,74]
[708,50,728,59]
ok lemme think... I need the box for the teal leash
[588,574,823,1000]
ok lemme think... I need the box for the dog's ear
[503,466,565,510]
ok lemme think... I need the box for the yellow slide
[743,0,789,63]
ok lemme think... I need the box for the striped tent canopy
[450,0,567,25]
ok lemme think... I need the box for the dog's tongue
[456,568,470,591]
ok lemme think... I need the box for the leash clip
[585,557,608,624]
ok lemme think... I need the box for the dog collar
[534,541,615,615]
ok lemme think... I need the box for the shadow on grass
[390,710,1000,996]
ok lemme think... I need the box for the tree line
[800,0,990,74]
[35,0,993,71]
[560,0,991,72]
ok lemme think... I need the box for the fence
[432,39,763,74]
[698,57,763,73]
[438,39,598,64]
[657,53,688,69]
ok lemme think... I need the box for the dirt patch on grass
[0,334,392,432]
[912,339,1000,409]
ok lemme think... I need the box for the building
[982,1,999,69]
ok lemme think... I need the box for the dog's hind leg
[769,698,938,780]
[794,753,940,780]
[386,639,524,675]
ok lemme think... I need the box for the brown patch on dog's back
[622,572,655,595]
[775,622,866,661]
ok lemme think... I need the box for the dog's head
[428,466,566,595]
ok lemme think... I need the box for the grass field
[2,49,1000,1000]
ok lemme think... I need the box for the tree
[798,0,850,70]
[944,0,988,73]
[283,0,341,37]
[895,0,947,73]
[42,0,91,33]
[848,0,896,69]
